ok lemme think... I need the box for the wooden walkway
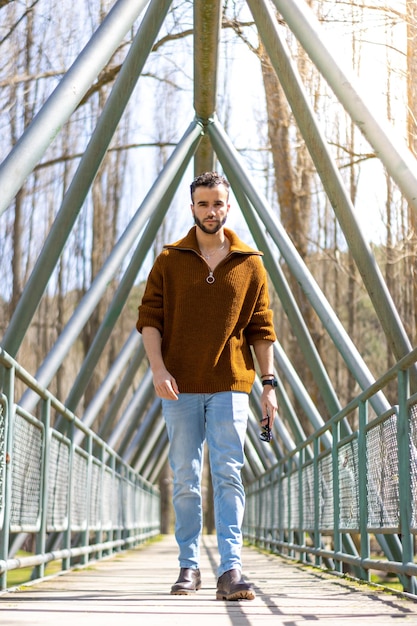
[1,534,417,625]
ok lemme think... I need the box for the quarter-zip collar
[164,226,263,257]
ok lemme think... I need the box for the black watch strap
[262,378,278,387]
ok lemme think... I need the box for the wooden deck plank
[0,535,416,625]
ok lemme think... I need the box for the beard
[193,214,227,234]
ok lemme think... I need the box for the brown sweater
[137,227,276,394]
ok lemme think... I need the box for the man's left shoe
[216,569,255,601]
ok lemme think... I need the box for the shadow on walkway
[0,534,416,625]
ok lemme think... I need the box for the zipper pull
[206,271,215,284]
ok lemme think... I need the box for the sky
[0,0,411,298]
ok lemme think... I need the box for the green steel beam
[193,0,221,174]
[226,170,343,421]
[1,0,173,359]
[271,0,417,211]
[117,370,156,458]
[106,369,154,455]
[123,398,162,466]
[64,122,202,413]
[0,0,152,219]
[72,331,143,445]
[207,116,390,417]
[128,398,162,468]
[145,432,170,483]
[273,341,332,449]
[397,369,417,594]
[0,368,13,590]
[95,338,147,445]
[213,132,407,568]
[19,119,203,414]
[247,0,414,369]
[135,419,168,477]
[244,424,269,480]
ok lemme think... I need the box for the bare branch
[0,0,41,46]
[34,141,178,170]
[0,69,64,88]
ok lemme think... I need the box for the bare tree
[406,0,417,345]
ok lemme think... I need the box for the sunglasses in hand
[259,418,272,443]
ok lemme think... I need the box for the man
[137,171,277,600]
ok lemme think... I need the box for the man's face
[191,184,230,234]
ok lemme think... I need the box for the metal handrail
[0,348,160,591]
[244,347,417,596]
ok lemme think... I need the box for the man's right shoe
[170,567,202,595]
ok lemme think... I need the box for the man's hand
[141,327,179,400]
[260,385,278,428]
[152,367,179,400]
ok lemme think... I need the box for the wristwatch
[262,378,278,387]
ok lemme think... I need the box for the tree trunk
[259,40,324,428]
[407,0,417,346]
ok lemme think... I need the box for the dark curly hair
[190,171,230,202]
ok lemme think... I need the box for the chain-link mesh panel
[10,412,43,532]
[114,474,123,528]
[250,470,280,536]
[263,475,278,536]
[290,471,299,529]
[102,467,114,530]
[88,460,102,530]
[122,477,135,529]
[409,402,417,531]
[135,487,143,530]
[272,470,279,533]
[302,462,315,530]
[338,439,359,530]
[318,452,333,530]
[71,449,88,531]
[280,475,288,530]
[0,397,6,531]
[254,475,270,535]
[47,433,70,532]
[367,413,399,530]
[264,475,275,535]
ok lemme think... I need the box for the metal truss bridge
[1,0,417,608]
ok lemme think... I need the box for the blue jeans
[162,392,249,577]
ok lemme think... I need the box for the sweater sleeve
[136,258,164,335]
[244,263,277,345]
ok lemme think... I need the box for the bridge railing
[0,348,160,591]
[244,348,417,596]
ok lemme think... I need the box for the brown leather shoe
[216,568,255,600]
[170,568,202,595]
